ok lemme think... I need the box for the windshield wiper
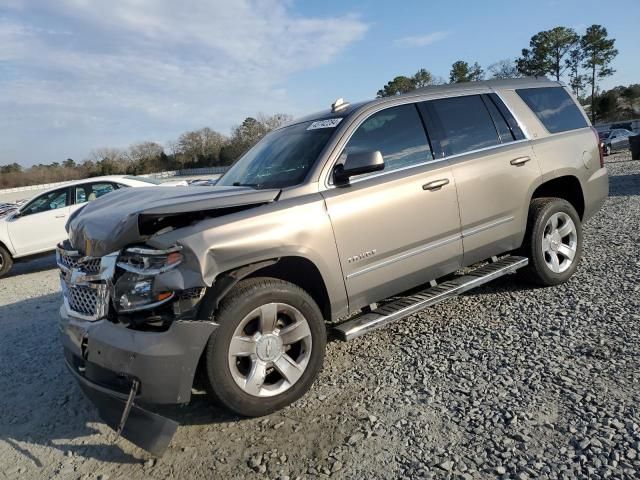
[232,182,260,188]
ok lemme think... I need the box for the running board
[334,256,528,341]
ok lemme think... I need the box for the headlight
[113,272,174,312]
[112,246,182,313]
[116,245,183,275]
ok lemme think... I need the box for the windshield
[217,120,340,189]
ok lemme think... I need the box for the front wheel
[203,277,326,417]
[0,245,13,278]
[604,144,611,156]
[519,198,582,286]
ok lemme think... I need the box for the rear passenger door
[420,94,541,266]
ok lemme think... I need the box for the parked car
[0,175,179,277]
[57,78,608,455]
[0,200,25,218]
[599,128,635,155]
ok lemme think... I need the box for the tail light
[591,127,604,168]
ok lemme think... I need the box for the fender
[198,258,279,315]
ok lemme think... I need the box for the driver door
[321,103,463,311]
[7,187,71,256]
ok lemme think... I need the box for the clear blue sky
[1,0,638,167]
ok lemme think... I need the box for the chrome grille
[57,249,101,274]
[57,243,117,321]
[62,283,109,319]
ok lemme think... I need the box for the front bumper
[60,305,218,454]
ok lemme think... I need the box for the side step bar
[334,256,528,341]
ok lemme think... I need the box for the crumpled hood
[67,185,280,257]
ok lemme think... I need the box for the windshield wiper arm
[232,182,260,188]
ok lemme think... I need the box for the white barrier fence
[0,166,230,195]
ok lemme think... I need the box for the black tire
[519,198,582,286]
[604,144,611,156]
[202,277,326,417]
[0,244,13,278]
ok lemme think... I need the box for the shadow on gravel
[0,293,245,465]
[4,253,57,278]
[609,174,640,197]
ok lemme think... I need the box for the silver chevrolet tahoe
[57,78,608,455]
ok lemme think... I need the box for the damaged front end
[57,185,284,455]
[57,242,217,456]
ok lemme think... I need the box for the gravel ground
[1,152,639,480]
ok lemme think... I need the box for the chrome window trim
[491,90,531,140]
[320,92,531,190]
[322,138,530,189]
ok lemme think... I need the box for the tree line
[0,24,632,190]
[0,113,291,189]
[377,24,620,123]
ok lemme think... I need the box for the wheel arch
[530,175,585,220]
[0,239,14,259]
[199,256,332,323]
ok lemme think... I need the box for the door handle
[422,179,450,191]
[55,214,67,218]
[510,156,531,166]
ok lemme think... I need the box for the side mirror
[334,151,384,185]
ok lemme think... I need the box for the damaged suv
[58,78,608,455]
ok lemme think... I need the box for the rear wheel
[519,198,582,286]
[203,277,326,417]
[0,245,13,278]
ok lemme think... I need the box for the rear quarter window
[516,87,588,134]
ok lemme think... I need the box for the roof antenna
[331,98,350,113]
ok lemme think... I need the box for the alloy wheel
[228,302,313,397]
[541,212,578,273]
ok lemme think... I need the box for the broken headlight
[113,246,183,313]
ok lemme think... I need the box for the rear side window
[516,87,588,134]
[75,182,117,204]
[423,95,500,157]
[340,104,433,175]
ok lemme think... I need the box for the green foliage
[449,61,484,83]
[376,76,416,97]
[592,83,640,122]
[517,27,579,80]
[581,24,618,122]
[376,69,438,97]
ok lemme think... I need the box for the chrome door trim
[461,216,514,238]
[345,234,462,280]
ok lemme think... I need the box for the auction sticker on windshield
[307,118,343,130]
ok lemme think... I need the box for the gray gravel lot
[1,152,639,480]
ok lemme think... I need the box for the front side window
[426,95,501,156]
[516,87,588,134]
[217,120,339,189]
[339,104,433,176]
[75,182,117,204]
[21,189,69,216]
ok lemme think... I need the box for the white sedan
[0,175,181,277]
